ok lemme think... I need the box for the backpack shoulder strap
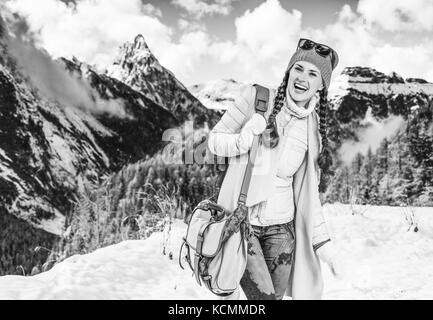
[237,84,270,205]
[252,83,270,117]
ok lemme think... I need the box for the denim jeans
[239,220,295,300]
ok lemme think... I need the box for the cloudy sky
[2,0,433,87]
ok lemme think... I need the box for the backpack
[178,84,270,296]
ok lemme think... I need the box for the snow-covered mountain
[329,67,433,124]
[0,51,177,227]
[106,35,217,126]
[0,28,214,274]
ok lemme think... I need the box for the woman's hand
[208,111,266,157]
[243,113,267,135]
[316,242,345,280]
[237,114,267,153]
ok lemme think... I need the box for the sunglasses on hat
[297,38,338,69]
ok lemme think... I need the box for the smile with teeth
[293,82,308,92]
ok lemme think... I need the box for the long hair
[263,68,333,193]
[316,87,333,193]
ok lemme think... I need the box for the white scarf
[283,92,319,119]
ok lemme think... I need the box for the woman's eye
[310,73,318,77]
[295,67,302,72]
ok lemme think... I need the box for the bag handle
[237,84,270,206]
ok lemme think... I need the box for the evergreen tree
[359,147,377,204]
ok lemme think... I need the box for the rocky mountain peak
[340,66,388,82]
[340,67,408,84]
[406,77,430,84]
[110,34,156,71]
[133,34,148,51]
[106,35,216,125]
[387,71,405,84]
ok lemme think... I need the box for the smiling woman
[288,62,323,108]
[207,37,344,300]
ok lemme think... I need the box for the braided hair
[262,70,290,149]
[317,87,333,193]
[262,69,333,193]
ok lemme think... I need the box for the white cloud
[169,0,304,85]
[159,0,305,86]
[305,4,433,83]
[5,30,130,118]
[4,0,172,68]
[2,0,214,84]
[141,3,163,17]
[203,0,304,85]
[3,0,433,87]
[235,0,302,61]
[177,18,206,32]
[339,114,405,165]
[368,43,433,81]
[163,30,212,76]
[172,0,238,19]
[357,0,433,32]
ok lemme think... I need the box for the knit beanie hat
[285,44,339,90]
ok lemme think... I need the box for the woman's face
[287,61,323,105]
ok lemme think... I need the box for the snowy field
[0,204,433,300]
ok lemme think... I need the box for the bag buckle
[255,99,268,113]
[238,195,247,206]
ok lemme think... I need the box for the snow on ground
[0,204,432,300]
[322,204,433,299]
